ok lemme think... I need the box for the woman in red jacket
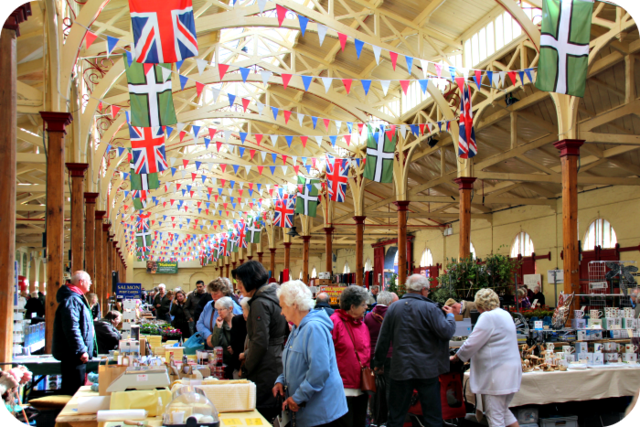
[330,285,371,427]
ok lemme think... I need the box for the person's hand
[272,382,285,398]
[227,346,234,355]
[11,366,32,384]
[0,371,19,392]
[188,318,194,323]
[373,366,384,374]
[442,305,454,315]
[206,336,213,348]
[79,352,89,363]
[215,316,224,329]
[156,304,161,308]
[450,354,460,363]
[239,352,245,361]
[283,397,299,412]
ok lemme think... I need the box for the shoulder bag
[342,319,376,394]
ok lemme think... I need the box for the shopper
[364,291,395,362]
[166,291,175,321]
[184,280,207,328]
[154,284,171,321]
[232,260,288,422]
[52,270,96,395]
[25,290,45,320]
[273,280,348,427]
[445,298,478,318]
[171,290,192,339]
[230,301,248,375]
[197,278,242,347]
[330,285,371,427]
[531,285,546,307]
[86,293,100,320]
[371,285,380,302]
[94,311,122,352]
[314,292,334,317]
[238,297,251,377]
[210,296,236,378]
[631,288,640,318]
[516,288,531,309]
[451,288,522,427]
[372,274,456,427]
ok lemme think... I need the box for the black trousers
[334,393,368,427]
[387,376,442,427]
[60,358,86,396]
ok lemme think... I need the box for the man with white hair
[630,288,640,319]
[52,271,96,395]
[372,274,456,427]
[154,284,171,321]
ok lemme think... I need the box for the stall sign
[146,260,178,274]
[319,286,347,305]
[547,269,563,284]
[116,282,142,298]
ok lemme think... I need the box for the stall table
[55,386,270,427]
[464,366,640,408]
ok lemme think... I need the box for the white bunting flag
[317,24,328,46]
[335,120,342,132]
[315,136,323,147]
[372,45,382,64]
[196,58,208,75]
[298,113,305,127]
[257,0,267,13]
[321,77,332,93]
[380,80,390,96]
[211,86,221,102]
[270,134,278,146]
[260,151,267,161]
[162,67,172,83]
[256,102,265,115]
[260,70,272,87]
[420,59,429,79]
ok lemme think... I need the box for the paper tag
[136,374,148,382]
[531,299,538,309]
[246,419,264,425]
[534,321,543,330]
[223,419,243,426]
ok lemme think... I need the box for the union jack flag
[237,222,247,249]
[458,84,477,159]
[325,154,350,203]
[136,212,151,232]
[273,198,295,228]
[129,125,168,174]
[129,0,199,64]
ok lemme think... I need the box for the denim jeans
[386,376,442,427]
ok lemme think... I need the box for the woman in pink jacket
[330,286,371,427]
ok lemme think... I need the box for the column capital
[323,227,335,234]
[247,255,254,260]
[353,216,367,224]
[95,210,106,220]
[269,248,277,254]
[3,4,31,36]
[453,177,477,190]
[66,163,88,177]
[283,242,292,248]
[112,241,118,248]
[302,236,312,242]
[102,223,111,232]
[393,200,411,211]
[84,192,100,204]
[256,252,264,256]
[39,112,73,133]
[554,139,584,157]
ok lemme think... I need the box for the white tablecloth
[464,366,640,407]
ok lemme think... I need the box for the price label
[223,419,243,426]
[136,374,148,382]
[534,321,543,330]
[628,329,635,339]
[246,419,264,425]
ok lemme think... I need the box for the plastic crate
[513,407,539,424]
[540,415,578,427]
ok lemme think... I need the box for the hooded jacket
[52,286,96,361]
[94,319,121,352]
[276,310,348,427]
[330,309,371,389]
[364,304,392,361]
[244,284,288,410]
[313,300,334,317]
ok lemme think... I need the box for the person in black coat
[154,284,171,321]
[232,261,288,422]
[94,311,122,353]
[313,292,335,317]
[230,308,247,373]
[171,290,192,339]
[25,291,45,320]
[52,271,96,396]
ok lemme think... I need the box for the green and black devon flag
[130,169,159,210]
[295,175,320,217]
[535,0,594,97]
[247,217,262,243]
[124,53,178,127]
[364,124,395,183]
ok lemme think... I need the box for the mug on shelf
[593,343,604,353]
[562,345,575,354]
[590,310,603,319]
[625,344,638,353]
[623,307,635,318]
[574,310,585,319]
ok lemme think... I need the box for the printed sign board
[116,282,142,299]
[146,261,178,274]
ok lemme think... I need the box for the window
[420,249,434,267]
[364,258,373,271]
[470,243,477,260]
[343,262,351,274]
[583,219,617,250]
[299,271,303,280]
[311,268,317,278]
[511,232,535,257]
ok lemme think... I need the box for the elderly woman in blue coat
[273,280,348,427]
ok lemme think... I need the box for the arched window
[299,271,303,280]
[511,232,535,257]
[584,219,617,250]
[311,268,317,278]
[343,262,351,274]
[364,258,373,271]
[420,248,434,267]
[470,242,477,260]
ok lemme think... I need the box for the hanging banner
[146,260,178,274]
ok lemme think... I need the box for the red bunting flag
[183,159,189,168]
[196,82,205,97]
[282,155,288,164]
[216,142,222,152]
[111,105,120,118]
[323,118,330,131]
[283,110,291,124]
[255,134,263,145]
[220,164,226,172]
[257,166,264,175]
[241,98,250,112]
[85,31,98,49]
[300,136,308,147]
[180,131,186,142]
[455,77,466,89]
[399,80,410,94]
[389,51,398,71]
[342,79,352,94]
[358,123,364,135]
[281,74,292,90]
[218,63,230,80]
[191,173,197,182]
[276,5,287,26]
[338,33,348,51]
[475,70,482,89]
[209,128,217,138]
[508,71,518,86]
[344,135,351,145]
[249,149,256,159]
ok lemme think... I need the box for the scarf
[67,284,86,296]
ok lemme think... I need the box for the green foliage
[387,273,400,295]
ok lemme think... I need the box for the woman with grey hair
[211,296,236,378]
[273,281,347,427]
[450,288,521,427]
[330,285,371,427]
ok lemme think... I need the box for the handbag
[342,319,376,394]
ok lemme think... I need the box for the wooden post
[66,163,88,273]
[394,202,410,293]
[225,263,230,278]
[41,112,73,353]
[269,248,276,277]
[0,6,29,364]
[555,140,584,314]
[324,227,334,273]
[95,211,105,311]
[84,193,98,289]
[302,236,311,283]
[257,252,264,263]
[284,242,291,272]
[354,216,366,287]
[103,224,110,306]
[454,178,477,260]
[111,241,117,279]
